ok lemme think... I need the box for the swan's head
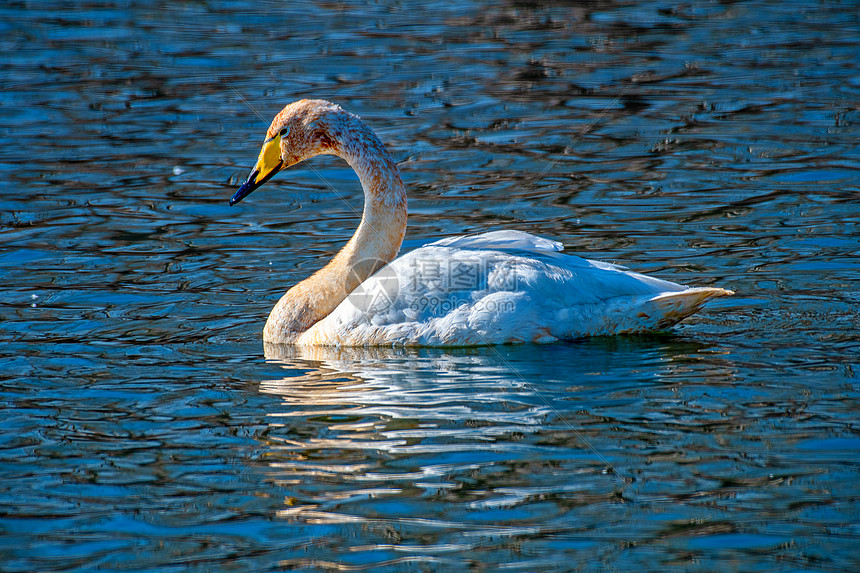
[230,99,347,206]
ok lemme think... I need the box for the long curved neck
[329,119,408,272]
[264,113,407,343]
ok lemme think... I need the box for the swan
[230,99,732,346]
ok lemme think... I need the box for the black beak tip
[229,163,283,206]
[229,172,259,206]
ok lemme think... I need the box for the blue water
[1,0,858,570]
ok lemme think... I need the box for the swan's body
[231,99,731,346]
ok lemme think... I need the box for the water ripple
[2,0,859,570]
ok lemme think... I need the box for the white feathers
[428,229,564,252]
[297,231,732,347]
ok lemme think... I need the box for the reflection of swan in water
[261,343,553,428]
[260,344,567,525]
[257,341,739,529]
[231,99,732,346]
[259,339,737,433]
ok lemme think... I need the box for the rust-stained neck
[261,100,407,343]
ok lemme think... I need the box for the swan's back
[297,231,731,346]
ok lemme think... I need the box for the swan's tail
[638,287,734,331]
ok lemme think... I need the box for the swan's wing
[427,230,629,271]
[427,230,563,252]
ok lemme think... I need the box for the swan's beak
[230,133,284,205]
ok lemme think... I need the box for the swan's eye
[278,126,291,137]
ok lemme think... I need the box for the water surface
[1,1,858,570]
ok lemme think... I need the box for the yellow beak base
[255,134,283,184]
[229,134,284,206]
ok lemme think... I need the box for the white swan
[230,99,732,346]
